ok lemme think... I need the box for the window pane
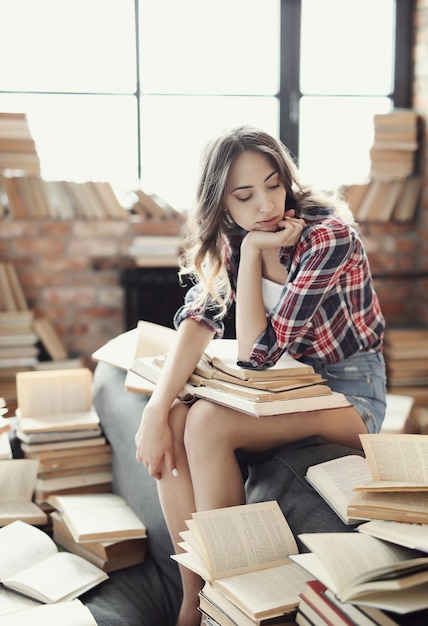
[298,96,392,190]
[300,0,395,95]
[0,94,139,190]
[139,0,280,95]
[0,0,136,93]
[140,96,279,210]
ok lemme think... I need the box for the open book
[0,520,108,603]
[16,368,100,434]
[355,433,428,491]
[291,532,428,614]
[305,436,428,525]
[0,459,47,526]
[305,454,372,524]
[357,519,428,553]
[172,500,311,622]
[0,595,97,626]
[47,493,147,543]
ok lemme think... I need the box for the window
[0,0,411,211]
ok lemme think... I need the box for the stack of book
[344,176,423,223]
[0,262,39,413]
[0,112,41,175]
[383,327,428,388]
[125,330,351,418]
[2,175,128,220]
[294,433,428,624]
[342,109,422,223]
[47,493,148,573]
[370,109,419,181]
[172,500,312,625]
[15,368,113,504]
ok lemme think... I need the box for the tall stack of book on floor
[172,500,312,625]
[343,109,423,223]
[47,493,148,572]
[15,368,113,506]
[293,432,428,625]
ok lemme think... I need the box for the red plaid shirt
[174,207,385,368]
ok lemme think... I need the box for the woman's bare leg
[157,398,366,625]
[184,401,367,512]
[155,400,207,626]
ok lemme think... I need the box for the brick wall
[0,217,179,363]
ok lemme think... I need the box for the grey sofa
[81,361,362,626]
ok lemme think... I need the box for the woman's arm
[135,318,214,478]
[236,217,304,361]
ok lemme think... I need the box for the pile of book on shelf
[173,500,312,625]
[293,432,428,625]
[0,111,41,177]
[131,187,186,225]
[112,321,351,418]
[1,174,129,220]
[15,368,113,505]
[342,109,423,223]
[0,519,107,621]
[47,492,148,573]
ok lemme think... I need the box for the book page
[189,501,298,580]
[0,459,39,501]
[4,552,108,603]
[306,455,371,522]
[0,521,56,581]
[214,562,311,620]
[359,434,428,484]
[0,587,40,617]
[0,598,98,625]
[358,520,428,552]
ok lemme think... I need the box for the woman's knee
[183,400,224,456]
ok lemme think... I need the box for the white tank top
[262,277,284,314]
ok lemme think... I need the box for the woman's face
[224,150,286,232]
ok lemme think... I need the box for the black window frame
[279,0,415,161]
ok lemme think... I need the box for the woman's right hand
[135,403,175,480]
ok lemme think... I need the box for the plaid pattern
[175,208,385,369]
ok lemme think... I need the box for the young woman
[135,125,386,626]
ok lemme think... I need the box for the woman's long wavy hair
[179,125,353,318]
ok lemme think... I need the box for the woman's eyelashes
[236,184,281,202]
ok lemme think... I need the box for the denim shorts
[300,351,387,434]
